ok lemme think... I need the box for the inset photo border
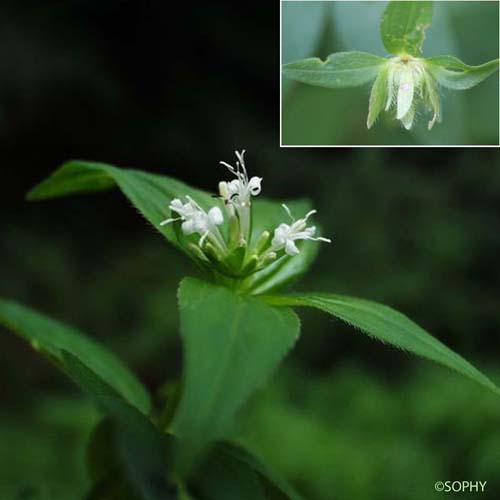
[280,0,500,147]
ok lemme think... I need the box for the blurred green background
[282,1,499,146]
[1,1,500,499]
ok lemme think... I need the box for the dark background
[1,1,500,499]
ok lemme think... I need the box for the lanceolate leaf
[172,278,300,471]
[0,298,151,414]
[425,56,499,90]
[27,161,214,252]
[380,1,433,57]
[264,293,500,397]
[282,52,386,88]
[27,161,319,292]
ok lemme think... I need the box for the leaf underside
[264,293,500,398]
[425,55,499,90]
[282,51,386,89]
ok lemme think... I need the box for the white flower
[158,150,332,276]
[219,150,262,209]
[271,204,331,256]
[160,196,224,248]
[385,56,430,130]
[219,150,262,241]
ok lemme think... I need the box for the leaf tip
[25,187,41,201]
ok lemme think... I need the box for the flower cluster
[160,150,331,278]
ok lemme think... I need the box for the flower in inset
[368,55,440,130]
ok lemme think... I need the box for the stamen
[235,149,246,165]
[185,195,204,212]
[281,204,294,221]
[198,230,209,247]
[159,217,180,226]
[235,150,248,180]
[304,209,317,221]
[220,161,238,176]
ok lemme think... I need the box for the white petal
[271,225,289,248]
[248,176,262,196]
[271,236,282,249]
[397,69,414,119]
[294,227,316,239]
[275,224,291,237]
[400,105,415,130]
[181,219,196,235]
[228,180,240,195]
[169,198,184,213]
[285,239,300,256]
[192,213,208,233]
[208,207,224,225]
[272,227,287,246]
[385,68,395,111]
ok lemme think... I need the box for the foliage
[1,157,499,498]
[242,363,500,500]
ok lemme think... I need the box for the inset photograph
[281,1,499,146]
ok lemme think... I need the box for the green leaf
[264,293,500,397]
[380,1,433,57]
[27,161,320,293]
[27,161,214,252]
[85,419,139,500]
[282,52,386,89]
[188,441,302,500]
[0,298,151,414]
[62,352,175,500]
[172,278,300,471]
[367,64,389,128]
[84,473,137,500]
[425,56,499,90]
[193,448,266,500]
[218,443,303,500]
[87,418,121,484]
